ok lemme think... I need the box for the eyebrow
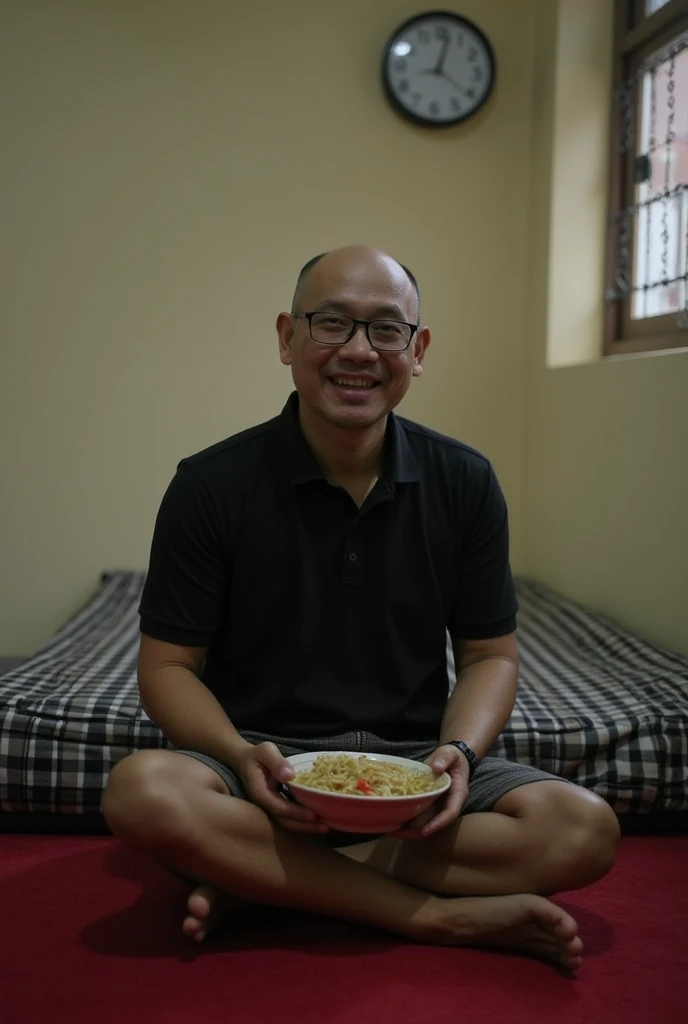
[313,298,410,320]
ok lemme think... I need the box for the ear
[277,312,296,366]
[411,326,431,378]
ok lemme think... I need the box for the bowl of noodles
[284,751,450,833]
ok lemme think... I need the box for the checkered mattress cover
[1,571,686,815]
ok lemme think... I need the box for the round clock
[382,11,496,128]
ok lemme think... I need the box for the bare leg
[185,802,546,943]
[342,781,619,898]
[103,752,583,970]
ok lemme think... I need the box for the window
[606,0,688,354]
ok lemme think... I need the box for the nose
[339,323,379,361]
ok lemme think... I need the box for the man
[103,246,620,973]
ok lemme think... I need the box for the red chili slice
[356,778,374,795]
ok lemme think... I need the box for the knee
[549,790,621,890]
[102,750,190,848]
[575,796,620,874]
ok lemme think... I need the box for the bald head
[291,246,421,322]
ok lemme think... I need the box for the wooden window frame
[605,0,688,356]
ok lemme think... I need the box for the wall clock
[382,10,496,127]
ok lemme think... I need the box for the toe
[551,915,578,942]
[186,883,216,921]
[182,915,204,941]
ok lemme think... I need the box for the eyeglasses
[292,311,418,352]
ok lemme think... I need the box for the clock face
[382,11,495,127]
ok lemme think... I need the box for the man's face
[277,250,430,433]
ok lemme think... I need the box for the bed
[1,571,687,830]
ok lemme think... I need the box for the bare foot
[425,893,583,973]
[182,883,246,942]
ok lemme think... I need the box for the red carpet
[1,834,685,1024]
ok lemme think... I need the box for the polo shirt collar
[277,392,420,485]
[385,407,421,483]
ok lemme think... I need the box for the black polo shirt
[139,392,517,742]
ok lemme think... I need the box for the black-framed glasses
[292,311,418,352]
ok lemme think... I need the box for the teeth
[332,378,375,389]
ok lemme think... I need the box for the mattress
[1,571,687,816]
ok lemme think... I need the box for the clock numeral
[395,58,407,72]
[429,101,440,117]
[434,25,449,41]
[411,92,422,106]
[450,97,462,113]
[472,66,484,82]
[417,28,430,43]
[398,78,410,94]
[467,46,478,63]
[465,87,476,100]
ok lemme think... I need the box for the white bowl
[284,751,450,833]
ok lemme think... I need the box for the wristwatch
[447,740,479,780]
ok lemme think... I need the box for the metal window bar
[607,31,688,327]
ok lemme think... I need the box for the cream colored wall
[524,0,688,656]
[2,0,535,653]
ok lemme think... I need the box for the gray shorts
[175,730,566,848]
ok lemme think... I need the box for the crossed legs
[102,750,620,972]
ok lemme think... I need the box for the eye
[315,314,350,329]
[374,321,404,334]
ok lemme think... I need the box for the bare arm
[390,632,519,839]
[138,634,252,771]
[138,634,325,832]
[440,631,519,756]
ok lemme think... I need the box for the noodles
[292,754,442,797]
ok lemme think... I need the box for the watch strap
[447,740,479,780]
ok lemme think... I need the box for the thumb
[429,743,458,773]
[256,741,294,781]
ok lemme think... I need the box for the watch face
[382,11,495,127]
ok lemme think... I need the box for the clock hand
[439,70,462,91]
[433,37,450,74]
[420,66,463,92]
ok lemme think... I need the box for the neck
[298,404,387,482]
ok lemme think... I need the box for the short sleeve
[138,464,229,646]
[448,462,517,639]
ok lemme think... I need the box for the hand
[388,744,470,840]
[237,742,329,835]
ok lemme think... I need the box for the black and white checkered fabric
[1,571,686,815]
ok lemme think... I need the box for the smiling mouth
[329,376,381,390]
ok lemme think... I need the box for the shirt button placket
[343,525,362,586]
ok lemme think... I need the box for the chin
[297,380,399,429]
[326,397,389,427]
[332,412,383,430]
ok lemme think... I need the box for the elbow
[137,675,156,722]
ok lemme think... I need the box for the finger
[416,783,465,837]
[255,742,296,783]
[386,804,437,840]
[392,806,451,839]
[442,782,467,819]
[419,808,459,837]
[419,796,464,836]
[400,806,435,831]
[244,765,318,822]
[263,790,319,821]
[425,747,460,774]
